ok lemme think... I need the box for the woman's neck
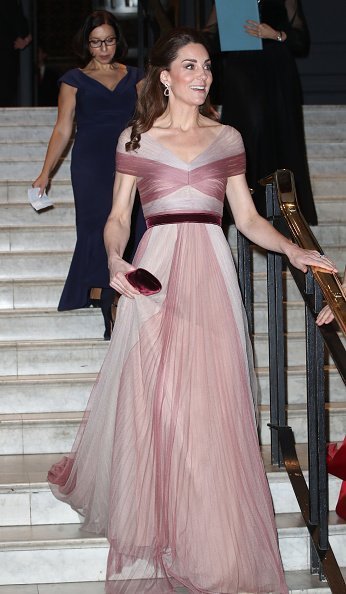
[156,104,203,131]
[87,59,118,72]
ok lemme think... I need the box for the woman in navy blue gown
[33,10,145,339]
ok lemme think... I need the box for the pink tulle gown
[48,125,288,594]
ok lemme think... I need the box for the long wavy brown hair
[126,28,214,152]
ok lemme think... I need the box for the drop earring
[163,83,170,97]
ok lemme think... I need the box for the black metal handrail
[266,169,346,336]
[261,170,346,592]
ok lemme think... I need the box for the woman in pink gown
[48,28,336,594]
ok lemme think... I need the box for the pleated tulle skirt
[48,222,288,594]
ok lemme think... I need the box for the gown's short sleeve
[58,69,81,89]
[224,126,246,177]
[135,66,145,83]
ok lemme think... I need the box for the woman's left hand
[285,243,338,274]
[244,20,284,41]
[316,304,335,326]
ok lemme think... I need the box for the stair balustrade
[237,169,346,592]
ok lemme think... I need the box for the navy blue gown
[58,66,145,311]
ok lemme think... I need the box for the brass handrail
[261,169,346,335]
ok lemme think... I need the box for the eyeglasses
[89,37,116,49]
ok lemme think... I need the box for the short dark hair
[73,10,128,65]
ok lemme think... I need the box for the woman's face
[89,24,116,64]
[161,42,212,107]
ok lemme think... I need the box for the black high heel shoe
[100,288,116,341]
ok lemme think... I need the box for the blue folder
[215,0,262,51]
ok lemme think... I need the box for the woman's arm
[284,0,310,57]
[32,83,77,195]
[226,173,337,273]
[104,171,140,298]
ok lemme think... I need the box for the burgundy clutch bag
[125,268,162,296]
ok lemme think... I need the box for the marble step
[0,274,283,310]
[2,138,345,165]
[1,400,344,455]
[0,203,75,227]
[0,447,343,527]
[0,514,345,583]
[308,158,346,176]
[0,226,76,252]
[0,119,340,143]
[0,160,71,182]
[1,194,345,236]
[0,138,345,162]
[0,278,65,310]
[0,374,95,414]
[303,105,346,125]
[0,221,345,254]
[304,124,346,142]
[306,140,346,159]
[314,196,346,223]
[0,126,56,144]
[0,177,345,211]
[0,143,71,161]
[256,365,345,405]
[259,402,346,445]
[0,252,72,280]
[0,330,340,377]
[0,181,73,205]
[252,271,344,302]
[311,177,346,198]
[1,200,344,238]
[302,221,346,247]
[252,331,345,368]
[0,363,344,417]
[0,222,341,253]
[252,301,308,334]
[0,308,106,341]
[0,572,345,594]
[0,300,331,341]
[0,104,345,127]
[0,103,344,120]
[0,108,57,126]
[1,153,345,178]
[0,338,108,377]
[0,267,344,311]
[1,244,345,280]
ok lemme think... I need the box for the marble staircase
[0,106,345,593]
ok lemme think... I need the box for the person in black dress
[0,0,32,106]
[205,0,317,225]
[36,46,60,106]
[33,11,145,339]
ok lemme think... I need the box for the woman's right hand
[32,172,49,197]
[244,20,287,41]
[108,255,140,299]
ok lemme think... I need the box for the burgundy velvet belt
[146,213,222,228]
